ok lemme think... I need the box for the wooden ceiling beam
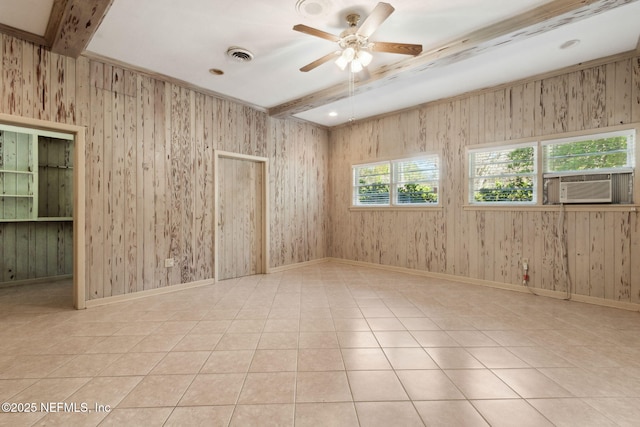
[269,0,637,119]
[46,0,114,58]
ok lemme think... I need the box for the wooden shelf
[0,217,72,223]
[39,164,73,169]
[0,169,33,174]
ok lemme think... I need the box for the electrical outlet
[165,258,174,268]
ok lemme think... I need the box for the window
[468,143,537,204]
[353,155,439,206]
[394,157,439,204]
[543,129,635,174]
[353,161,390,205]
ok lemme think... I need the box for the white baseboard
[327,258,640,312]
[268,258,331,273]
[0,274,72,289]
[84,278,215,309]
[83,257,640,313]
[84,258,332,309]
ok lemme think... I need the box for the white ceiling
[1,0,640,127]
[0,0,54,36]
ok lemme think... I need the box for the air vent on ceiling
[226,47,254,62]
[296,0,332,18]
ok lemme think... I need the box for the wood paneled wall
[329,55,640,305]
[0,34,329,300]
[38,136,73,218]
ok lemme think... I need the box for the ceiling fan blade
[293,24,340,43]
[370,41,423,56]
[357,2,395,38]
[300,51,340,72]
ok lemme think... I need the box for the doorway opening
[0,114,85,309]
[214,150,269,281]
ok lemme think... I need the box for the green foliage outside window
[397,183,438,203]
[357,181,390,204]
[474,176,533,202]
[472,133,632,203]
[474,147,535,202]
[544,136,628,172]
[357,182,438,204]
[355,158,439,205]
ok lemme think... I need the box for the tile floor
[0,262,639,426]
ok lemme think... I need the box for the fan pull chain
[349,70,356,123]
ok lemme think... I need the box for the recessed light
[328,111,338,117]
[209,68,224,75]
[560,39,580,50]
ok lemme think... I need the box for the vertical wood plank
[509,85,523,139]
[65,56,76,124]
[632,57,640,124]
[574,212,590,296]
[102,87,113,297]
[124,89,137,294]
[86,81,105,299]
[494,89,506,142]
[21,41,34,119]
[589,212,605,298]
[35,46,50,121]
[494,211,507,283]
[51,52,67,123]
[109,88,126,296]
[510,211,523,286]
[2,36,22,115]
[603,212,615,299]
[630,212,640,304]
[168,84,182,286]
[614,212,631,301]
[153,80,169,290]
[483,213,495,282]
[613,59,631,125]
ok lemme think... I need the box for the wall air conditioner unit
[559,176,612,203]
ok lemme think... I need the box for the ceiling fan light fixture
[358,50,373,67]
[350,59,363,73]
[335,55,349,70]
[336,47,356,70]
[343,47,355,61]
[294,2,422,73]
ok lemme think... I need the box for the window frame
[541,129,636,176]
[467,141,538,205]
[352,154,440,208]
[352,160,391,207]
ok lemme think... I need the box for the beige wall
[0,35,329,300]
[328,55,640,305]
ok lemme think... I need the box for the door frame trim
[0,113,86,309]
[213,150,269,281]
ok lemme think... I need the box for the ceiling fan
[293,2,422,73]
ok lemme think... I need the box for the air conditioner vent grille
[226,47,254,62]
[544,172,633,204]
[560,180,611,203]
